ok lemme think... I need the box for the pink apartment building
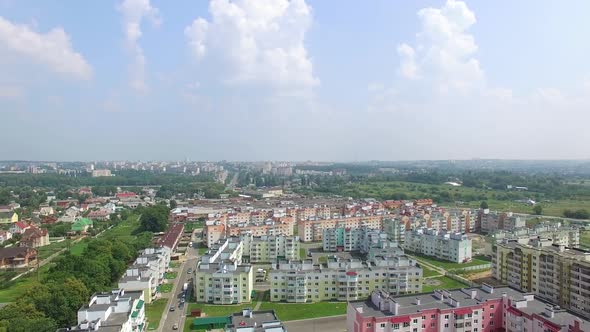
[347,285,588,332]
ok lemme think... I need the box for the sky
[1,0,590,161]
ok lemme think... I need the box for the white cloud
[185,0,319,92]
[117,0,161,92]
[0,16,92,79]
[396,0,484,95]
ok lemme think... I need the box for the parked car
[173,323,179,330]
[169,306,175,312]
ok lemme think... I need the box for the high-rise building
[404,228,472,263]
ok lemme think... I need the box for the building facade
[240,234,300,263]
[270,255,422,303]
[298,216,383,243]
[404,228,472,263]
[347,285,589,332]
[493,238,590,319]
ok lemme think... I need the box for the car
[173,323,179,330]
[180,298,185,303]
[169,306,175,312]
[187,268,192,274]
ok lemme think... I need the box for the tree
[138,204,169,232]
[480,201,489,209]
[532,205,543,215]
[169,199,177,209]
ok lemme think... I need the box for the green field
[258,301,346,321]
[410,253,491,270]
[421,276,469,293]
[165,272,177,279]
[453,199,590,218]
[37,240,70,260]
[299,248,306,259]
[159,283,173,293]
[186,303,251,318]
[421,266,442,278]
[70,239,89,256]
[145,299,168,330]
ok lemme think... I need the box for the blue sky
[1,0,589,161]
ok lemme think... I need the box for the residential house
[9,221,30,234]
[0,247,37,268]
[88,209,111,221]
[0,211,18,224]
[71,218,93,233]
[39,206,55,216]
[0,230,12,244]
[20,227,50,248]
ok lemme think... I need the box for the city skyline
[2,0,590,161]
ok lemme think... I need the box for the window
[445,314,449,320]
[403,322,410,328]
[490,313,494,318]
[393,323,399,330]
[430,323,435,327]
[490,305,494,309]
[444,323,449,328]
[413,319,418,324]
[367,323,372,328]
[431,314,436,319]
[421,316,426,320]
[380,323,386,328]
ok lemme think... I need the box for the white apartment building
[194,238,253,304]
[118,247,171,303]
[404,228,472,263]
[383,218,405,244]
[67,289,145,332]
[269,255,422,303]
[322,227,394,253]
[491,223,580,248]
[240,234,300,263]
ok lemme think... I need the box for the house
[87,208,111,221]
[19,227,49,248]
[0,247,37,268]
[71,218,93,233]
[9,221,31,234]
[64,206,80,217]
[56,199,78,208]
[0,230,12,244]
[58,215,79,223]
[39,206,55,216]
[0,211,18,224]
[41,216,58,224]
[78,187,93,197]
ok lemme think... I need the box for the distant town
[0,160,588,332]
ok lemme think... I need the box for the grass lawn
[165,272,178,279]
[258,301,347,321]
[581,231,590,249]
[421,276,469,293]
[169,261,181,268]
[456,199,590,218]
[0,264,52,303]
[160,283,173,293]
[299,248,306,259]
[186,303,251,318]
[409,252,491,270]
[37,240,71,260]
[145,299,168,330]
[421,266,442,278]
[318,256,328,264]
[69,239,89,256]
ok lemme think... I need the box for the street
[284,315,347,332]
[157,230,199,332]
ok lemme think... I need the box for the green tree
[169,199,177,209]
[480,201,489,209]
[138,204,169,232]
[532,205,543,215]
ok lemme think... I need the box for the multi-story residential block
[404,228,472,263]
[493,238,590,318]
[63,289,145,332]
[228,222,294,238]
[477,210,525,233]
[347,285,589,332]
[118,247,171,303]
[383,218,405,244]
[241,234,299,263]
[194,238,253,304]
[298,216,383,242]
[322,227,393,253]
[491,223,580,248]
[270,255,422,303]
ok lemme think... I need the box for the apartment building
[493,238,590,319]
[269,255,422,303]
[404,228,472,263]
[322,227,393,253]
[194,238,253,304]
[492,223,580,248]
[240,233,300,263]
[383,218,405,244]
[477,210,525,233]
[347,285,589,332]
[118,247,171,303]
[63,289,145,332]
[298,215,383,242]
[228,222,294,238]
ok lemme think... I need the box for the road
[284,315,347,332]
[158,231,199,332]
